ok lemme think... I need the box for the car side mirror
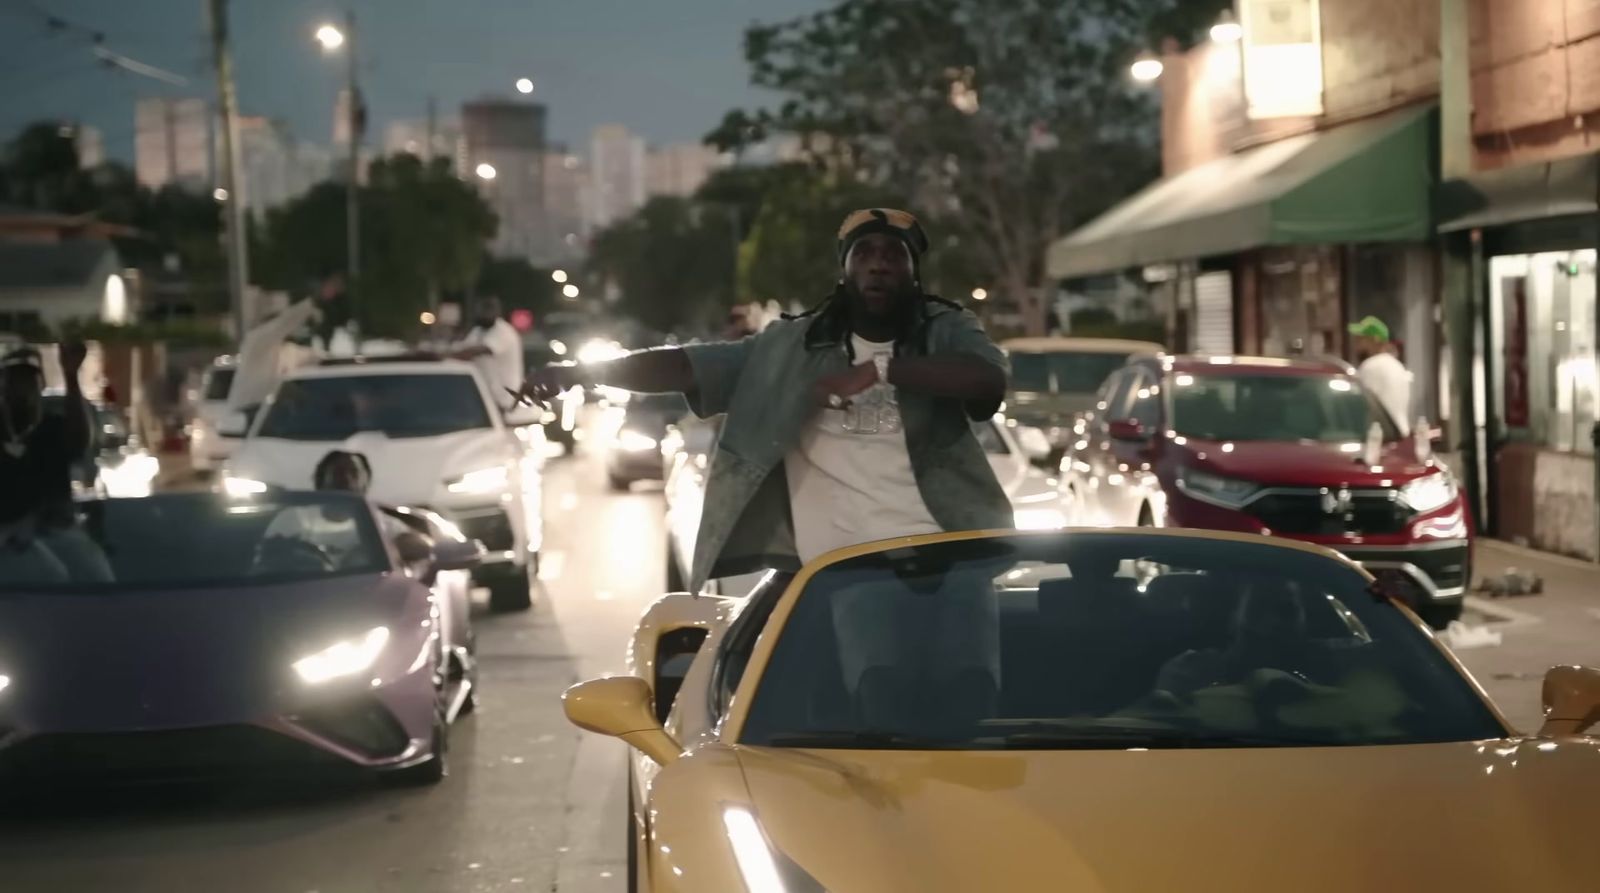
[1538,665,1600,736]
[1108,418,1147,442]
[562,676,682,766]
[432,538,485,571]
[394,531,433,566]
[218,410,250,438]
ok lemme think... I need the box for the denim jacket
[678,296,1012,592]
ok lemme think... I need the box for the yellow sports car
[564,529,1600,892]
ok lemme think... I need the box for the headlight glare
[293,627,390,684]
[446,465,510,495]
[1176,468,1259,508]
[223,475,269,497]
[616,429,658,452]
[1400,472,1456,513]
[1013,508,1067,530]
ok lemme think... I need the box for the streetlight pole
[207,0,249,342]
[343,9,361,339]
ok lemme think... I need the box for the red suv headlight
[1175,468,1261,509]
[1398,472,1458,514]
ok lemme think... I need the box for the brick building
[1049,0,1599,561]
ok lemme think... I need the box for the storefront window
[1489,250,1598,455]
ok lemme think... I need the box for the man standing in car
[450,295,524,412]
[522,209,1011,711]
[1348,316,1414,435]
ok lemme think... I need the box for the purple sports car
[0,491,481,785]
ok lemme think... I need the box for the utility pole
[344,9,362,338]
[207,0,249,342]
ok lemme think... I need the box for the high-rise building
[384,117,466,177]
[646,142,725,198]
[590,124,646,229]
[462,99,546,261]
[134,97,213,191]
[238,117,335,215]
[74,125,104,169]
[542,147,591,262]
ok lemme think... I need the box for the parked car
[605,393,690,491]
[221,356,545,612]
[563,527,1600,893]
[0,491,480,785]
[1060,353,1470,628]
[188,357,238,475]
[661,413,1061,594]
[1001,337,1164,463]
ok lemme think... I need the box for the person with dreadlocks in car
[520,208,1012,724]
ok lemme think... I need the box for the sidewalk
[1447,539,1600,732]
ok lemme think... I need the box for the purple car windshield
[0,493,391,592]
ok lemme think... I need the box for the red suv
[1061,354,1471,629]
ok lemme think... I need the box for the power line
[1,0,189,86]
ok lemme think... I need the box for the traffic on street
[4,1,1600,891]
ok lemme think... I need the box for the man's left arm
[888,310,1008,420]
[59,341,92,456]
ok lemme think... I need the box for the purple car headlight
[293,627,390,685]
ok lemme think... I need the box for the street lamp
[475,162,497,180]
[212,187,229,202]
[562,284,580,299]
[419,311,437,325]
[314,24,345,50]
[970,287,988,301]
[515,77,534,94]
[1130,54,1164,82]
[1210,10,1243,43]
[551,269,568,283]
[315,12,361,337]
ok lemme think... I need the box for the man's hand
[516,363,587,408]
[59,339,88,377]
[812,362,878,409]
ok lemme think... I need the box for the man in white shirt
[450,296,523,411]
[1348,316,1414,435]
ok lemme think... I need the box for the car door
[1079,369,1136,526]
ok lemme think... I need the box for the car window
[712,571,791,719]
[1100,371,1137,420]
[203,368,236,402]
[257,374,492,441]
[736,533,1504,750]
[0,493,389,592]
[1126,371,1161,429]
[1170,373,1400,442]
[1011,351,1134,395]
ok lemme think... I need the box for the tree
[478,255,558,319]
[587,196,738,333]
[709,0,1176,333]
[253,154,497,337]
[737,166,903,308]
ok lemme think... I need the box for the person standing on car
[450,295,524,412]
[1348,316,1413,435]
[521,208,1011,709]
[0,343,112,583]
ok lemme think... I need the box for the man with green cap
[521,208,1012,713]
[1348,315,1413,434]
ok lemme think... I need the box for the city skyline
[0,0,831,167]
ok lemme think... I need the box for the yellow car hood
[736,738,1600,892]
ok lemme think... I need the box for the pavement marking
[539,550,565,582]
[1464,595,1543,630]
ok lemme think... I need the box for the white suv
[222,358,544,611]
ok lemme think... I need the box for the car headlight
[1175,468,1259,508]
[446,465,510,495]
[722,806,826,893]
[1013,507,1067,530]
[616,429,658,452]
[222,475,269,497]
[0,674,10,695]
[1400,472,1457,513]
[293,627,390,684]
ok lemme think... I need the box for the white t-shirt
[1358,352,1413,435]
[459,319,523,409]
[784,335,941,564]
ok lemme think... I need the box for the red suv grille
[1247,489,1413,536]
